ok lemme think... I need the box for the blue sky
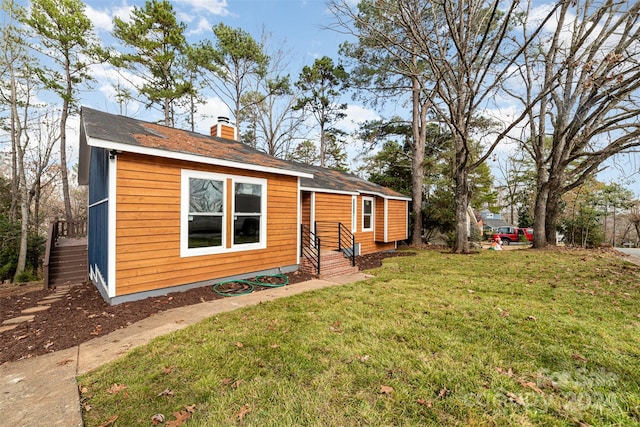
[80,0,369,130]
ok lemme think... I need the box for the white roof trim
[300,186,411,201]
[300,186,359,196]
[86,136,314,179]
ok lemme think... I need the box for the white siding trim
[384,198,389,242]
[108,156,117,298]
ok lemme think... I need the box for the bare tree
[0,0,38,279]
[334,0,560,252]
[515,1,640,247]
[240,36,306,158]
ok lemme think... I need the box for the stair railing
[300,224,321,275]
[314,221,356,267]
[338,222,356,267]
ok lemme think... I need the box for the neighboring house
[78,107,410,304]
[479,211,512,230]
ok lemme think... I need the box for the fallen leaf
[232,379,244,389]
[438,388,449,398]
[44,341,54,350]
[151,413,165,425]
[221,378,232,386]
[379,385,394,394]
[166,405,195,427]
[417,398,432,407]
[83,403,92,412]
[526,316,537,321]
[270,343,280,348]
[162,365,175,375]
[235,342,244,348]
[506,391,525,406]
[517,379,543,394]
[97,415,118,427]
[571,353,587,362]
[106,383,127,394]
[158,388,174,397]
[79,386,88,394]
[498,308,510,318]
[360,355,370,362]
[236,404,251,421]
[58,359,74,366]
[496,367,514,377]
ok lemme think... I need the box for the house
[78,108,410,304]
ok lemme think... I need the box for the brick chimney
[210,116,237,140]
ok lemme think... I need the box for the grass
[79,248,640,426]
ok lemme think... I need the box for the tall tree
[294,56,349,168]
[202,23,269,131]
[0,0,38,280]
[111,0,191,126]
[515,1,640,247]
[22,0,101,222]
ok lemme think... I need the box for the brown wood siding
[115,153,298,296]
[314,193,353,251]
[314,193,352,225]
[301,192,311,228]
[386,200,408,241]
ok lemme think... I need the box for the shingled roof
[78,107,410,200]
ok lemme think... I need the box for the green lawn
[79,248,640,426]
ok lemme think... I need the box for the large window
[183,172,225,255]
[181,170,266,257]
[362,197,373,231]
[233,180,265,247]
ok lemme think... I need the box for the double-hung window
[182,171,225,256]
[362,197,374,232]
[233,178,266,248]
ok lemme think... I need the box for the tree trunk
[532,180,548,248]
[60,97,73,222]
[409,74,427,245]
[544,193,560,246]
[452,171,470,252]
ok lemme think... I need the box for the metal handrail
[300,224,321,275]
[314,221,356,267]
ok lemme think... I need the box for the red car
[493,226,533,245]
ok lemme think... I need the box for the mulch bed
[0,251,414,364]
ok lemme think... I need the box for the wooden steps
[48,240,87,287]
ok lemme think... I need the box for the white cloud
[173,0,230,16]
[337,104,380,133]
[85,3,134,33]
[188,17,212,36]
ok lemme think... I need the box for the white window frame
[351,195,357,233]
[181,170,227,257]
[362,196,374,232]
[231,176,267,250]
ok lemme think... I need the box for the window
[233,180,265,247]
[362,197,373,231]
[182,171,225,255]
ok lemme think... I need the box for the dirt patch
[0,251,411,364]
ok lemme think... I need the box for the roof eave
[85,136,314,179]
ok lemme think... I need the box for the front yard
[79,248,640,426]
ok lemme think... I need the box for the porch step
[302,250,358,278]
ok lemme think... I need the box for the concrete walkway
[0,273,372,427]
